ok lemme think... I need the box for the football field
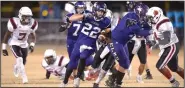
[1,44,184,87]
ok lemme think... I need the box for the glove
[58,22,69,32]
[83,12,93,19]
[2,50,8,56]
[2,43,8,56]
[29,42,35,53]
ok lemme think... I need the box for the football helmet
[92,2,107,20]
[75,1,86,14]
[146,7,164,24]
[18,6,33,24]
[44,49,57,65]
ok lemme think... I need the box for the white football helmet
[18,6,33,24]
[44,49,57,64]
[146,7,163,24]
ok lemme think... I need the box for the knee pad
[16,57,23,65]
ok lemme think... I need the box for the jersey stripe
[10,18,17,29]
[159,44,175,69]
[31,20,37,30]
[156,19,170,30]
[58,56,64,66]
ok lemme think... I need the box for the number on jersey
[81,23,101,39]
[73,24,81,36]
[18,33,27,40]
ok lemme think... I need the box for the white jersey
[151,16,179,50]
[42,55,69,76]
[7,17,38,48]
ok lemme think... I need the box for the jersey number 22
[81,23,101,39]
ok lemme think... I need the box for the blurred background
[1,1,184,47]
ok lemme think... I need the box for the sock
[146,69,151,75]
[95,69,107,84]
[116,70,125,85]
[169,76,175,83]
[77,59,86,78]
[63,68,73,84]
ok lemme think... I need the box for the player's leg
[127,40,135,79]
[105,64,116,87]
[91,45,106,72]
[144,63,153,79]
[10,45,22,77]
[93,53,114,87]
[20,47,29,83]
[74,46,95,87]
[109,43,130,87]
[136,40,146,83]
[20,47,28,65]
[156,44,180,87]
[167,43,184,79]
[10,45,28,83]
[62,44,80,86]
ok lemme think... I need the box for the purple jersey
[112,12,150,45]
[66,10,92,41]
[66,13,83,41]
[76,15,111,47]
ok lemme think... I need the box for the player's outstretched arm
[2,30,12,56]
[69,12,92,22]
[46,70,51,79]
[69,14,84,22]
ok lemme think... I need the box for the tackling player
[126,1,153,83]
[106,4,152,87]
[146,7,184,87]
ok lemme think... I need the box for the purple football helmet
[92,2,107,20]
[134,4,149,22]
[75,1,86,14]
[126,1,142,12]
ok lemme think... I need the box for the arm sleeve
[31,19,38,33]
[66,13,74,23]
[7,18,16,32]
[104,18,111,29]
